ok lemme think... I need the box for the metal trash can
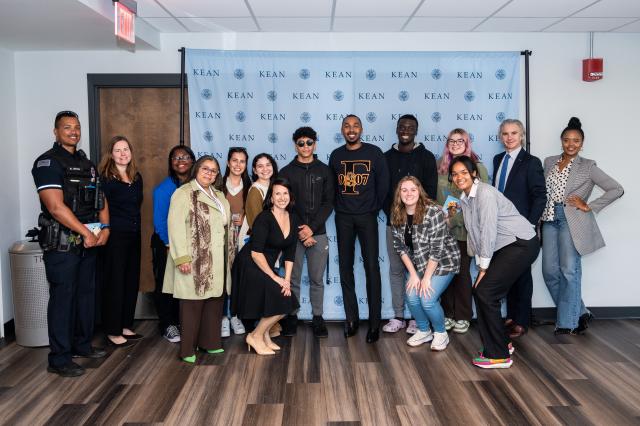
[9,240,49,347]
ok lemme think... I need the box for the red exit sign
[115,1,136,44]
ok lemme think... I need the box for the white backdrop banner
[186,49,520,320]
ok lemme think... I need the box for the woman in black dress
[232,177,299,355]
[98,135,143,347]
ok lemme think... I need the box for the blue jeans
[542,205,588,329]
[405,272,454,333]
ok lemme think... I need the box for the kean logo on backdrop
[333,90,344,101]
[268,133,278,144]
[431,68,442,80]
[464,90,476,102]
[398,91,409,102]
[299,68,311,79]
[203,130,213,142]
[235,111,246,122]
[366,69,376,80]
[201,89,212,100]
[267,90,277,102]
[431,112,442,123]
[495,69,506,80]
[234,69,244,79]
[300,112,311,123]
[366,112,377,123]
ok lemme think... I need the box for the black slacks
[101,230,141,336]
[43,248,96,367]
[506,268,534,329]
[151,233,180,333]
[335,211,382,329]
[473,236,539,359]
[441,240,473,322]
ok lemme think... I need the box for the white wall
[12,31,640,315]
[0,47,20,326]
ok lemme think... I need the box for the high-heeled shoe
[269,323,282,338]
[246,333,275,355]
[264,333,281,351]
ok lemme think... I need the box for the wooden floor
[1,319,639,426]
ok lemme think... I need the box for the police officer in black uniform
[32,111,109,377]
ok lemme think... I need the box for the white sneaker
[431,331,449,351]
[230,315,246,335]
[444,318,455,331]
[453,320,470,334]
[406,330,433,347]
[406,320,418,335]
[221,316,231,338]
[382,318,406,333]
[163,325,181,343]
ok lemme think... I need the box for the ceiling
[0,0,638,51]
[139,0,640,33]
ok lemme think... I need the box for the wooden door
[98,87,189,315]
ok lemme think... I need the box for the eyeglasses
[56,110,79,120]
[200,167,219,175]
[447,138,465,146]
[171,155,193,162]
[295,139,315,147]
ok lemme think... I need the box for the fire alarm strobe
[583,58,603,82]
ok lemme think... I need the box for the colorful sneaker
[221,316,231,338]
[477,342,514,357]
[431,331,449,351]
[182,354,196,364]
[163,325,181,343]
[382,318,406,333]
[444,318,455,331]
[453,320,470,334]
[472,355,513,369]
[406,330,433,347]
[406,320,418,335]
[230,316,246,335]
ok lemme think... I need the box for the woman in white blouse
[542,117,623,335]
[449,156,539,369]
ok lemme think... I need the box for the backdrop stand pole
[520,50,532,152]
[179,47,186,146]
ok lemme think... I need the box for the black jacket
[492,149,546,225]
[279,156,334,235]
[383,143,438,224]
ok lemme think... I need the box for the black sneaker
[47,361,85,377]
[554,327,578,335]
[282,314,298,337]
[312,316,328,338]
[72,347,107,359]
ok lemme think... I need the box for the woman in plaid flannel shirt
[390,176,461,351]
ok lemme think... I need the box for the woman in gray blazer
[542,117,623,335]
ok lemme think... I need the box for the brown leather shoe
[508,325,526,339]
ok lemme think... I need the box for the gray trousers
[386,226,408,318]
[291,233,329,317]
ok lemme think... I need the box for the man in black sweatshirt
[382,114,438,335]
[279,126,334,338]
[329,114,390,343]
